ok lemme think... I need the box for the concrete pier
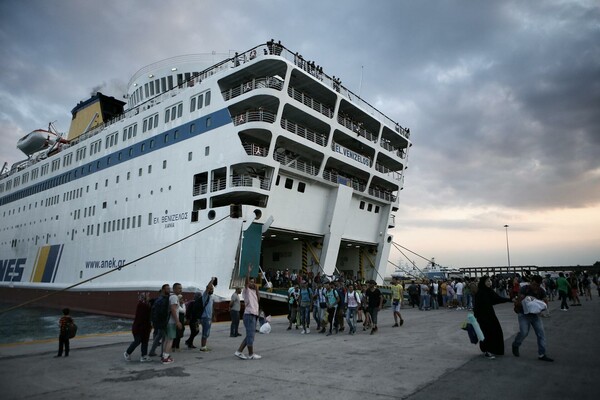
[1,298,598,399]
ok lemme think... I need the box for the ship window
[205,146,210,156]
[174,130,179,139]
[375,206,380,213]
[138,215,142,228]
[163,160,167,169]
[188,152,193,161]
[359,201,365,210]
[190,97,196,112]
[148,213,153,226]
[116,175,120,184]
[105,179,108,187]
[154,79,160,94]
[298,182,306,193]
[148,165,152,174]
[112,220,116,231]
[168,75,174,89]
[150,139,155,148]
[197,94,204,108]
[171,106,176,120]
[177,74,183,87]
[103,201,107,209]
[161,77,166,93]
[127,172,131,180]
[164,134,169,143]
[206,117,212,127]
[367,203,373,212]
[107,156,111,165]
[205,91,211,106]
[144,83,149,98]
[165,108,170,122]
[127,217,130,229]
[138,168,142,177]
[143,119,147,132]
[149,81,154,96]
[129,148,133,157]
[285,178,293,189]
[141,143,145,152]
[190,123,195,133]
[177,103,183,118]
[275,175,280,186]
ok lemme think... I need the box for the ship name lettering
[0,258,26,282]
[161,212,189,223]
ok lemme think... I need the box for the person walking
[172,294,186,351]
[161,282,183,364]
[199,279,216,352]
[345,284,361,334]
[556,272,570,311]
[365,280,383,334]
[511,275,554,362]
[324,281,340,336]
[473,276,512,359]
[391,277,404,326]
[149,284,170,357]
[55,308,74,358]
[230,287,242,337]
[235,264,262,360]
[124,293,152,362]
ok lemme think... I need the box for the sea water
[0,303,132,345]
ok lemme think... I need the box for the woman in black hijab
[473,275,512,358]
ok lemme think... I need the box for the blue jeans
[419,294,430,310]
[513,313,547,356]
[241,313,257,346]
[299,304,311,329]
[126,333,148,357]
[346,307,357,332]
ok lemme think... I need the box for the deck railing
[337,115,378,142]
[287,86,334,118]
[242,143,268,157]
[322,169,367,192]
[280,119,327,147]
[222,76,284,101]
[273,152,319,176]
[231,174,271,190]
[232,110,276,126]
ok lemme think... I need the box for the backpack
[191,292,208,321]
[67,321,77,339]
[151,295,170,329]
[185,300,194,321]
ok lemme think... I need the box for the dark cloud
[0,0,598,215]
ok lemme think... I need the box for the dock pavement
[0,297,598,400]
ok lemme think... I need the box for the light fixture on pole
[504,225,511,269]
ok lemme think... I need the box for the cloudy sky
[1,0,598,272]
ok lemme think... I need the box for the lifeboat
[17,128,69,156]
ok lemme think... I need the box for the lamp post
[504,225,511,269]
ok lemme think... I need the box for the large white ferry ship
[0,41,412,318]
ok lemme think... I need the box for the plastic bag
[259,322,271,334]
[466,313,484,341]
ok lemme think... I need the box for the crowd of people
[54,268,597,364]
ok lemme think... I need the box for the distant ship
[0,41,412,318]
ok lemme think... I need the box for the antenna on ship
[358,65,364,97]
